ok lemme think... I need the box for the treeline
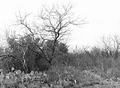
[1,35,120,77]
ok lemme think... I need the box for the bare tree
[13,4,86,65]
[97,35,120,71]
[37,4,86,63]
[97,36,113,59]
[100,35,120,59]
[111,35,120,60]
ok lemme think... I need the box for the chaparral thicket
[0,4,120,88]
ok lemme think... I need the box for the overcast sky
[0,0,120,50]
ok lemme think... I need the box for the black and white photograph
[0,0,119,88]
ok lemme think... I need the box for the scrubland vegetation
[0,4,120,88]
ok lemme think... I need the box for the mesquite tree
[6,4,86,66]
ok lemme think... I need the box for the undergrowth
[0,66,120,88]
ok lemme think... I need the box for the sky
[0,0,120,50]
